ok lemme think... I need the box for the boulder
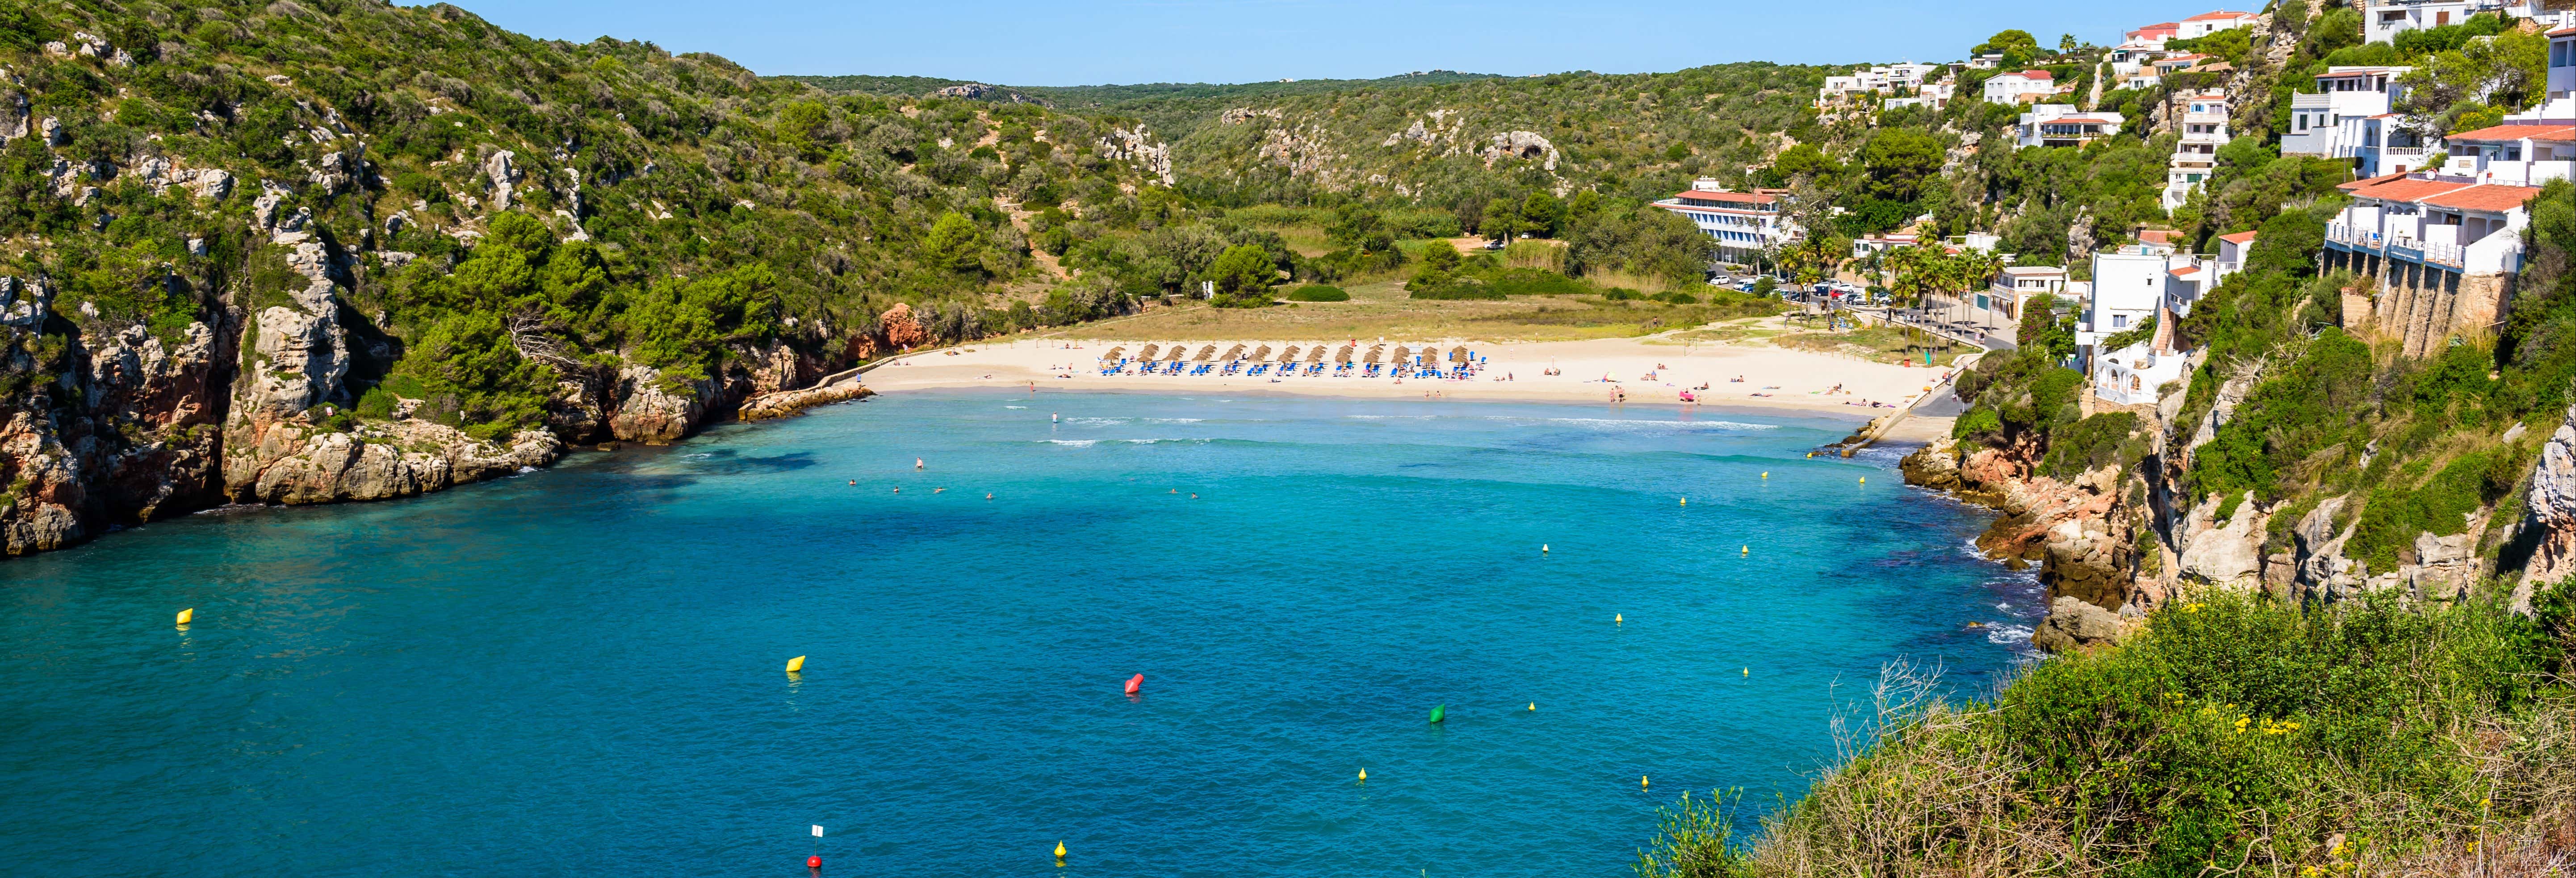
[2178,492,2264,588]
[609,366,711,444]
[2031,596,2129,653]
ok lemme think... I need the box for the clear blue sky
[447,1,2245,84]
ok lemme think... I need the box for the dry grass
[1042,282,1745,343]
[1772,323,1971,365]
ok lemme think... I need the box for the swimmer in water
[848,480,855,486]
[916,458,924,470]
[1190,493,1198,499]
[934,487,945,493]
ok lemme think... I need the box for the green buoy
[1429,704,1446,724]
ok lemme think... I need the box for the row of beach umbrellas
[1099,343,1475,366]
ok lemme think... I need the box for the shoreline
[860,334,1963,422]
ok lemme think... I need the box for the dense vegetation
[1640,589,2576,876]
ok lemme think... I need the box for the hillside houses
[2016,105,2125,147]
[1983,70,2059,104]
[2161,89,2232,209]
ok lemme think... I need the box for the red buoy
[808,855,821,868]
[1124,673,1143,695]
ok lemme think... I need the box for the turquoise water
[0,391,2033,876]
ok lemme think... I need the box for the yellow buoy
[1614,613,1623,624]
[1528,702,1536,711]
[176,608,193,625]
[1805,452,1814,458]
[785,655,806,673]
[1679,498,1686,506]
[1743,667,1749,676]
[1740,545,1748,555]
[1641,774,1650,789]
[1054,841,1067,860]
[1859,477,1866,484]
[1358,768,1367,782]
[1761,472,1768,479]
[1541,544,1550,553]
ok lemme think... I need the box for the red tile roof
[2002,70,2053,80]
[2170,266,2202,276]
[2336,171,2411,192]
[2444,123,2576,143]
[1664,190,1776,206]
[2184,10,2256,21]
[2421,184,2546,213]
[2550,25,2576,37]
[2217,230,2258,244]
[2139,229,2179,243]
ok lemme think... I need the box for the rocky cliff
[1906,382,2576,653]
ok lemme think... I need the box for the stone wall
[2331,247,2513,357]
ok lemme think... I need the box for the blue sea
[0,391,2036,876]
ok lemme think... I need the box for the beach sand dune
[864,335,1967,417]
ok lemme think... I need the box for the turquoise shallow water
[0,390,2034,877]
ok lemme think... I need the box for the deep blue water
[0,391,2037,877]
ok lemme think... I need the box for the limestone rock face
[0,272,230,556]
[1898,438,1963,490]
[2032,596,2129,653]
[609,366,712,445]
[740,383,873,421]
[1480,131,1560,171]
[2293,495,2366,600]
[483,149,522,209]
[225,419,561,505]
[2521,408,2576,597]
[2178,492,2265,588]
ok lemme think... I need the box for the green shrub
[1286,284,1348,302]
[2037,412,2145,481]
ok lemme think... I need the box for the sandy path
[862,335,1958,418]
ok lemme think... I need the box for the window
[2298,114,2309,131]
[2113,314,2129,328]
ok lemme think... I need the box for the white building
[1983,70,2058,105]
[1884,82,1956,111]
[2015,105,2124,148]
[2079,231,2256,405]
[2161,89,2231,210]
[1653,178,1801,260]
[1817,63,1944,109]
[2178,9,2260,38]
[2360,0,2521,44]
[2280,66,2414,158]
[1956,265,2075,329]
[2126,22,2182,47]
[2353,114,2439,176]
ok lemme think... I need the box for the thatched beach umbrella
[1251,345,1271,361]
[1194,345,1216,361]
[1138,344,1160,360]
[1335,345,1354,363]
[1391,346,1411,364]
[1277,345,1298,362]
[1418,346,1440,364]
[1102,346,1125,361]
[1165,346,1187,362]
[1222,343,1247,360]
[1364,346,1384,364]
[1450,347,1469,364]
[1311,346,1330,363]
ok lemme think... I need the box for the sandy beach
[860,334,1967,418]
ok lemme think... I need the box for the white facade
[2161,89,2231,210]
[1884,82,1956,111]
[2178,10,2259,38]
[1983,70,2057,105]
[2431,38,2576,186]
[2327,174,2539,279]
[1818,63,1944,108]
[2079,233,2255,404]
[1653,178,1801,258]
[2280,67,2413,157]
[2553,22,2576,103]
[2015,105,2124,148]
[2362,0,2509,44]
